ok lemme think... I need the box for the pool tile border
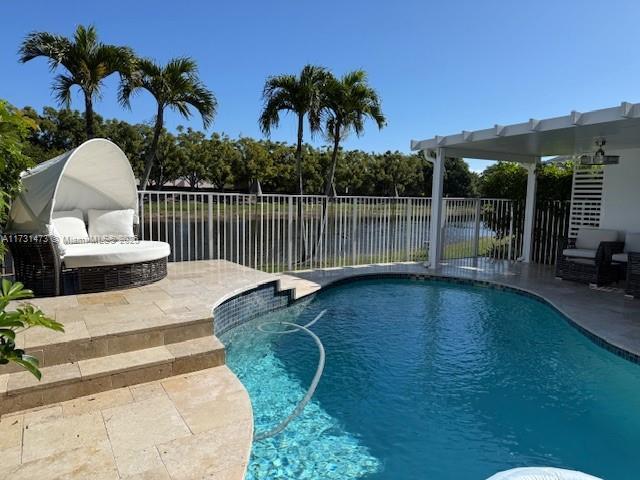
[213,281,294,336]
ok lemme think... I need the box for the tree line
[20,105,478,197]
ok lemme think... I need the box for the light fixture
[579,138,620,165]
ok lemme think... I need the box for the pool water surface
[221,278,640,479]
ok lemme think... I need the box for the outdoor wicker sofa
[5,138,170,297]
[555,227,624,286]
[610,232,640,298]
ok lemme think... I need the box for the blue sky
[2,0,639,172]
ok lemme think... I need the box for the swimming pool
[220,278,640,479]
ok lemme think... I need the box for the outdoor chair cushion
[62,240,170,268]
[88,208,135,239]
[574,227,619,250]
[51,209,89,243]
[612,253,628,263]
[623,232,640,253]
[562,248,597,259]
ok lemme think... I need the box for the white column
[521,160,539,263]
[428,148,445,269]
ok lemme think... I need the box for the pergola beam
[411,101,640,157]
[427,147,538,164]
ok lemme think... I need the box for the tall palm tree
[259,65,329,195]
[119,57,217,189]
[323,70,386,196]
[19,25,134,139]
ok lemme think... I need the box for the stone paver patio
[1,366,251,479]
[3,258,640,479]
[1,260,319,480]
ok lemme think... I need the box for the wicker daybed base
[555,237,624,286]
[7,239,168,297]
[63,257,167,294]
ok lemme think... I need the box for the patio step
[0,335,225,415]
[4,313,214,373]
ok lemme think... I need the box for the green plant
[0,99,37,199]
[0,280,63,379]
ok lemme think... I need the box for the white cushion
[624,232,640,253]
[88,209,135,239]
[62,241,170,268]
[574,228,619,250]
[612,253,628,263]
[51,209,89,242]
[562,248,597,259]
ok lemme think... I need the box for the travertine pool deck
[1,260,319,480]
[1,366,252,480]
[4,258,640,479]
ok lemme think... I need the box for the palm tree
[259,65,329,195]
[323,70,386,196]
[119,57,217,189]
[19,25,134,139]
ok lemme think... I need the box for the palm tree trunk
[84,94,95,139]
[293,112,309,264]
[140,106,164,190]
[314,124,342,260]
[295,114,304,195]
[324,124,341,196]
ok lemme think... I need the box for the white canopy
[8,138,138,233]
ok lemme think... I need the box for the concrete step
[4,312,214,373]
[0,336,225,415]
[276,275,321,300]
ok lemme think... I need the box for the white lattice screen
[568,164,605,238]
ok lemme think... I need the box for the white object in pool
[486,467,602,480]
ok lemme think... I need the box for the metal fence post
[508,201,514,261]
[351,197,357,265]
[473,198,481,258]
[405,199,412,261]
[207,194,214,260]
[287,196,293,271]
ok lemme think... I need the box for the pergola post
[521,160,539,263]
[428,148,445,268]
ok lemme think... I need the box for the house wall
[600,147,640,233]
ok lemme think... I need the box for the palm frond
[18,32,71,70]
[52,73,77,107]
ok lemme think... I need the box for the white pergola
[411,101,640,268]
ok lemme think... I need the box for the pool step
[0,335,225,415]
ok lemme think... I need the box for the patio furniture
[555,227,623,286]
[5,138,170,296]
[608,232,640,298]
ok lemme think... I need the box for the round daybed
[6,138,170,296]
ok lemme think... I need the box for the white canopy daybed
[7,138,170,296]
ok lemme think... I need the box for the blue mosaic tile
[214,281,293,336]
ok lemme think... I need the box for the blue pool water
[220,279,640,479]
